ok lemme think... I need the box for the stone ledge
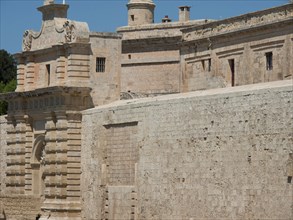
[83,80,293,114]
[117,19,212,33]
[0,86,92,100]
[90,32,122,39]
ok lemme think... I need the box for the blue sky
[0,0,288,54]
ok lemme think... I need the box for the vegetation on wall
[0,49,17,115]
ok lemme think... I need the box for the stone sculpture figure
[22,30,33,51]
[64,20,76,42]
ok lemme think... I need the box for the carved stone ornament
[64,20,76,43]
[22,30,33,51]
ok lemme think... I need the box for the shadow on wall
[1,209,6,220]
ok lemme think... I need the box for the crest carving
[64,21,76,43]
[22,30,33,51]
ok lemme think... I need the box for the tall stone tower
[127,0,155,26]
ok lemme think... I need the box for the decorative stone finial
[44,0,54,5]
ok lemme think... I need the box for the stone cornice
[0,86,92,101]
[181,18,293,44]
[182,4,293,42]
[90,32,122,39]
[117,19,211,33]
[14,42,91,60]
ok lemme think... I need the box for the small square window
[131,15,135,21]
[96,57,106,72]
[265,52,273,71]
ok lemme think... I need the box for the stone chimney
[179,6,191,22]
[38,0,69,21]
[162,15,172,23]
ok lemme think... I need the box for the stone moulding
[0,87,93,113]
[0,86,92,99]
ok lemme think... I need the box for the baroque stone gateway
[0,0,292,219]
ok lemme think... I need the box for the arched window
[30,134,46,196]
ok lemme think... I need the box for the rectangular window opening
[207,58,211,72]
[266,52,273,71]
[46,64,50,86]
[201,60,205,71]
[228,59,235,87]
[96,57,106,73]
[131,15,135,21]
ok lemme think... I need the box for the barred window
[96,57,106,72]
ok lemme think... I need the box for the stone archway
[30,134,46,196]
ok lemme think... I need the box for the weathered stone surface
[0,195,41,220]
[0,116,7,220]
[0,116,6,195]
[81,80,293,219]
[1,1,293,219]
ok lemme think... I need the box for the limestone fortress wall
[81,80,293,219]
[0,0,292,219]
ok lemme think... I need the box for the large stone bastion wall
[82,80,292,220]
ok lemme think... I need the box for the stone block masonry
[81,80,293,219]
[0,195,41,220]
[0,116,7,220]
[0,116,7,195]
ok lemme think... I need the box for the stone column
[41,111,68,218]
[15,56,26,92]
[56,47,66,83]
[66,44,90,87]
[25,55,35,91]
[4,115,15,195]
[54,111,68,200]
[5,115,26,195]
[24,115,33,194]
[66,111,82,215]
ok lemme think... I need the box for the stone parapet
[117,19,212,40]
[182,3,293,42]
